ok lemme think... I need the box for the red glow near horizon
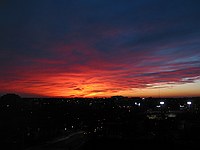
[0,1,200,98]
[0,41,199,98]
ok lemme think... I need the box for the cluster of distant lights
[156,101,192,108]
[135,102,141,106]
[158,101,192,105]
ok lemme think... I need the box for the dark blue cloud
[0,0,200,96]
[1,0,200,59]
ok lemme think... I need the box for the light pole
[160,101,165,108]
[187,101,192,110]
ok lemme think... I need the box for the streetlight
[160,101,164,105]
[187,101,192,110]
[159,101,165,111]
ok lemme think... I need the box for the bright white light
[180,105,184,108]
[160,102,164,105]
[138,103,141,106]
[156,105,161,108]
[187,101,192,105]
[135,102,137,105]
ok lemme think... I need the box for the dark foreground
[80,137,197,150]
[0,94,200,150]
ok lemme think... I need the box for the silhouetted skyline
[1,95,200,149]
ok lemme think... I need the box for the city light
[187,101,192,105]
[160,101,164,105]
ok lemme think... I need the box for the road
[26,131,87,150]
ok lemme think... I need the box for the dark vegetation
[0,94,200,150]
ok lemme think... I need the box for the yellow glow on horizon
[2,72,200,98]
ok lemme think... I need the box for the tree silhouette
[0,93,21,109]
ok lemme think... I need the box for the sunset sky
[0,0,200,97]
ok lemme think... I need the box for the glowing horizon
[0,0,200,98]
